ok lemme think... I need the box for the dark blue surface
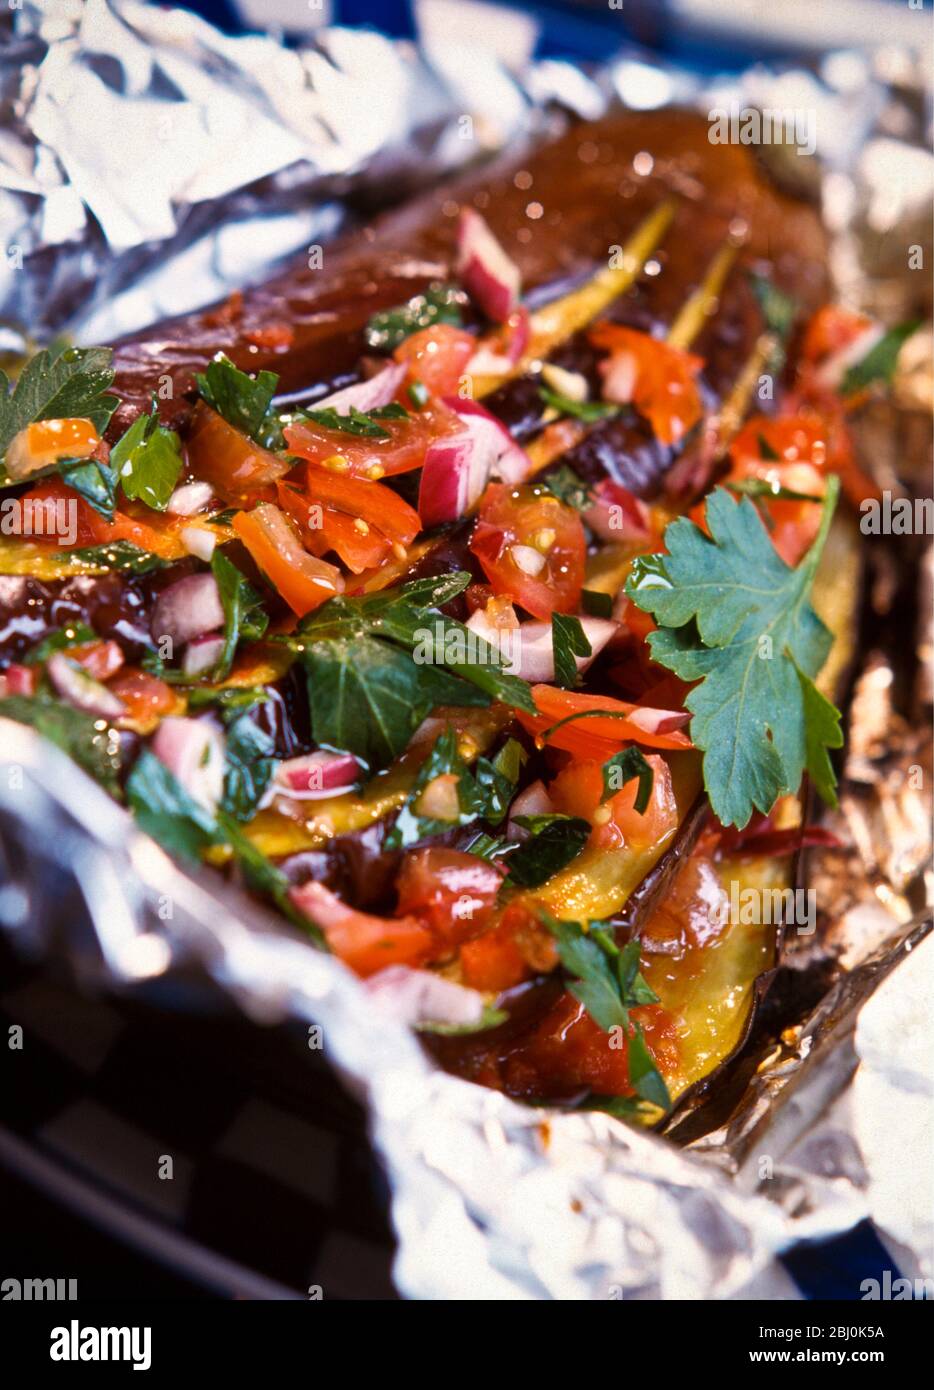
[781,1222,906,1302]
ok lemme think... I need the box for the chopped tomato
[459,927,529,993]
[0,663,37,697]
[487,990,678,1101]
[109,669,179,729]
[21,478,181,556]
[801,305,873,365]
[714,411,878,562]
[548,754,678,851]
[244,323,294,352]
[5,417,100,480]
[469,483,586,618]
[279,462,420,546]
[590,322,703,445]
[289,879,433,977]
[395,847,503,949]
[232,503,343,617]
[615,594,656,644]
[517,685,692,757]
[67,639,125,682]
[393,323,477,398]
[186,402,289,505]
[284,398,462,481]
[279,492,390,574]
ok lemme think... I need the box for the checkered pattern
[0,937,398,1300]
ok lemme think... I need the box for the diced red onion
[467,609,617,681]
[46,652,126,720]
[465,307,530,376]
[274,750,361,799]
[464,345,513,376]
[312,361,407,416]
[442,397,530,484]
[363,966,488,1028]
[181,526,216,561]
[507,779,554,841]
[600,350,638,404]
[418,398,531,526]
[0,663,38,697]
[456,209,521,322]
[150,573,224,649]
[152,716,225,811]
[418,434,490,528]
[584,479,651,543]
[182,634,225,677]
[166,481,216,516]
[626,706,692,735]
[510,543,546,577]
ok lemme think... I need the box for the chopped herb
[551,612,592,688]
[538,385,617,423]
[186,686,270,714]
[285,572,535,772]
[300,403,409,441]
[386,725,490,850]
[573,1093,661,1121]
[196,354,282,449]
[465,831,514,862]
[727,478,824,504]
[600,747,654,809]
[416,1005,508,1036]
[0,693,123,794]
[57,456,117,521]
[126,748,218,863]
[504,815,590,888]
[23,622,96,665]
[408,381,430,410]
[748,272,798,367]
[124,748,314,937]
[56,540,169,573]
[542,463,593,512]
[221,710,275,822]
[627,480,843,828]
[211,549,269,680]
[757,433,780,461]
[481,737,526,825]
[841,321,919,397]
[581,588,613,618]
[111,402,183,511]
[364,283,465,353]
[0,345,118,484]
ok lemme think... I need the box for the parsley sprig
[627,480,843,828]
[0,345,118,485]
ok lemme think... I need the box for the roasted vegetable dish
[0,110,911,1123]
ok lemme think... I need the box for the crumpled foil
[0,0,574,347]
[1,3,932,1299]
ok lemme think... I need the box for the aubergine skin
[109,109,829,436]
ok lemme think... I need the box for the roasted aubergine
[0,109,904,1124]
